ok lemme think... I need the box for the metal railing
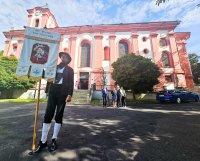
[92,85,115,91]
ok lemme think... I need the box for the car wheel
[176,97,181,104]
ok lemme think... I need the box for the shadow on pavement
[0,102,200,161]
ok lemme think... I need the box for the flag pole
[31,79,41,151]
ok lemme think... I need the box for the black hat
[59,52,71,63]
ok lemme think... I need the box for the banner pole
[31,79,41,151]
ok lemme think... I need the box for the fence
[92,85,115,91]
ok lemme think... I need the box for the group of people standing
[102,85,126,108]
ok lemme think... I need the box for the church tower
[27,6,58,29]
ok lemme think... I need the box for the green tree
[188,53,200,85]
[0,56,35,98]
[0,50,3,56]
[112,53,161,99]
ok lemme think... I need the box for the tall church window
[35,19,39,27]
[165,75,172,82]
[162,52,170,67]
[160,38,167,47]
[11,44,17,56]
[81,43,90,67]
[104,47,110,60]
[119,41,128,57]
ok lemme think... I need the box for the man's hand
[66,95,71,102]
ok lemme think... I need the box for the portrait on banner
[30,43,49,64]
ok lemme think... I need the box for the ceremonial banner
[16,27,61,80]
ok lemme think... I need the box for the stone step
[69,99,90,105]
[73,94,89,97]
[70,89,91,104]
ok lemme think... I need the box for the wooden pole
[31,79,41,151]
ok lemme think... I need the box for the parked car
[156,90,199,103]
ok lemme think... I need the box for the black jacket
[46,65,74,97]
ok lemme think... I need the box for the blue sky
[0,0,200,56]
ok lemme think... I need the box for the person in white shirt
[120,87,126,107]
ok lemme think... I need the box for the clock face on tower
[35,10,42,16]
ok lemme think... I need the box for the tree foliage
[0,50,3,56]
[0,56,35,92]
[156,0,200,6]
[188,53,200,85]
[156,0,169,6]
[112,53,161,98]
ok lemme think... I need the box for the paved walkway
[0,102,200,161]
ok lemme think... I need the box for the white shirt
[55,67,65,84]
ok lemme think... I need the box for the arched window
[162,52,170,67]
[160,38,167,47]
[119,41,128,57]
[81,43,90,67]
[11,44,17,56]
[35,19,40,27]
[104,47,110,60]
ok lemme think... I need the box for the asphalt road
[0,102,200,161]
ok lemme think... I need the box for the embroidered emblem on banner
[30,43,49,64]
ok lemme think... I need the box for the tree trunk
[132,89,136,100]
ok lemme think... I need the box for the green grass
[0,99,47,103]
[91,99,101,105]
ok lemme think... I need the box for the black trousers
[102,96,107,106]
[44,84,66,124]
[121,96,126,107]
[117,97,121,107]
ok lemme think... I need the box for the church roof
[3,21,181,38]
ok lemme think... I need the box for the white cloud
[180,7,200,27]
[49,0,106,26]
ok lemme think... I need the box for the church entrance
[80,72,89,89]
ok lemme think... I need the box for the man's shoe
[48,139,57,152]
[34,141,47,153]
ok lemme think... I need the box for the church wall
[138,31,153,60]
[157,30,177,89]
[4,37,19,57]
[46,16,57,28]
[102,33,110,48]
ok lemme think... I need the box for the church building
[2,7,194,91]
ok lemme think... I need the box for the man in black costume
[35,52,74,152]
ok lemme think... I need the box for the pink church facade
[2,7,194,91]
